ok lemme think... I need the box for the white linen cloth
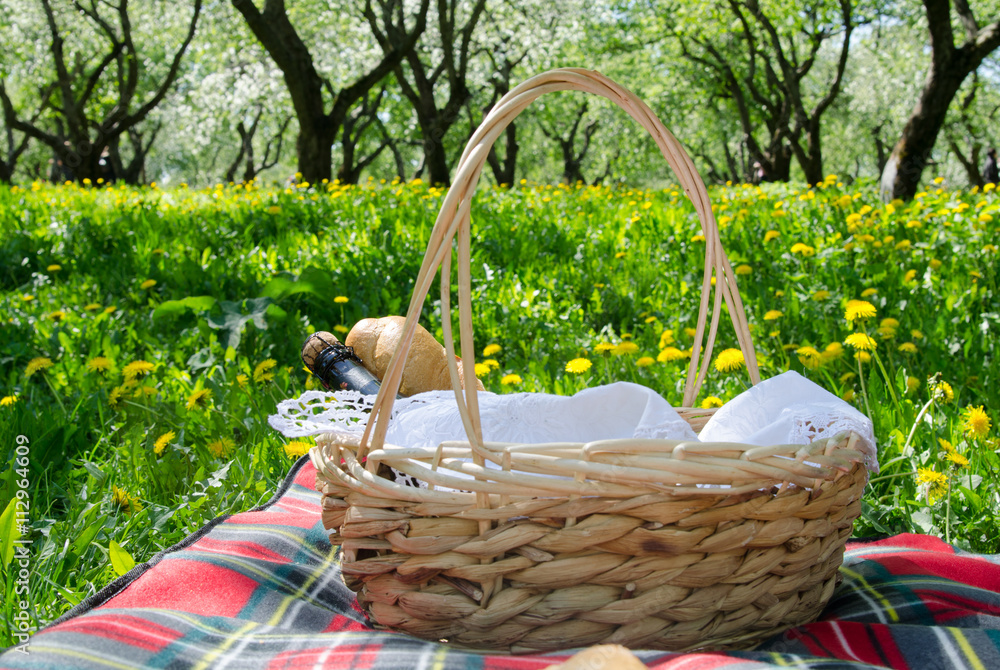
[269,370,876,472]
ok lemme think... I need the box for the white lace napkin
[269,372,877,472]
[268,382,698,444]
[698,371,878,472]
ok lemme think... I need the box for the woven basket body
[311,69,869,653]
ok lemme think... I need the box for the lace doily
[268,382,700,444]
[269,373,878,481]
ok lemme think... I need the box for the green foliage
[1,176,999,646]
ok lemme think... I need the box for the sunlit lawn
[1,175,998,646]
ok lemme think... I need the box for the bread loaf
[345,316,484,396]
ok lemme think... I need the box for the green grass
[1,176,999,647]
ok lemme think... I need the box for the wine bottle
[301,331,403,398]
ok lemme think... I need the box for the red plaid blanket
[3,457,1000,669]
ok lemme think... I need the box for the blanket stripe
[3,458,1000,669]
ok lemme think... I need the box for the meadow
[1,175,998,647]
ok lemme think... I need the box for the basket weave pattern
[311,69,869,653]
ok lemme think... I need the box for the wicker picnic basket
[310,68,870,653]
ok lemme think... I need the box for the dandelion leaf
[1,498,21,571]
[206,298,273,349]
[108,540,135,576]
[152,295,217,321]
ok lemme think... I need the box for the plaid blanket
[3,457,1000,670]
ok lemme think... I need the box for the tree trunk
[880,0,999,201]
[234,0,427,186]
[296,119,335,184]
[881,68,966,200]
[486,123,518,187]
[794,119,824,185]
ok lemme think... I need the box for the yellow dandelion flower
[48,310,66,321]
[812,290,831,301]
[932,381,954,403]
[854,351,872,363]
[700,396,724,409]
[253,359,277,383]
[844,300,877,323]
[474,363,491,377]
[916,467,948,489]
[764,310,783,321]
[790,243,816,256]
[108,385,129,410]
[236,374,249,388]
[822,342,844,362]
[877,325,897,339]
[612,341,640,356]
[844,333,876,351]
[267,205,282,214]
[565,358,592,374]
[899,342,917,354]
[112,485,142,516]
[945,451,969,468]
[714,348,745,373]
[684,328,698,338]
[207,437,235,458]
[636,356,655,367]
[483,358,500,370]
[861,288,878,298]
[691,234,705,243]
[795,346,822,370]
[123,360,155,381]
[22,294,35,302]
[47,264,62,272]
[644,315,658,324]
[333,296,349,304]
[86,356,113,374]
[140,279,157,290]
[284,440,313,459]
[657,347,688,363]
[911,330,924,340]
[25,357,54,377]
[154,430,176,456]
[903,269,917,282]
[594,342,615,355]
[880,318,900,329]
[763,230,779,243]
[186,388,212,410]
[132,385,157,400]
[501,373,522,386]
[104,306,117,314]
[963,406,991,439]
[483,343,502,357]
[842,389,855,402]
[906,376,920,393]
[1,394,18,406]
[659,329,676,347]
[84,303,102,311]
[938,438,954,453]
[735,264,752,276]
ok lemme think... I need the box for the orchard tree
[0,0,202,184]
[231,0,430,184]
[880,0,1000,200]
[666,0,857,184]
[366,0,486,185]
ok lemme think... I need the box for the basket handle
[359,68,760,461]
